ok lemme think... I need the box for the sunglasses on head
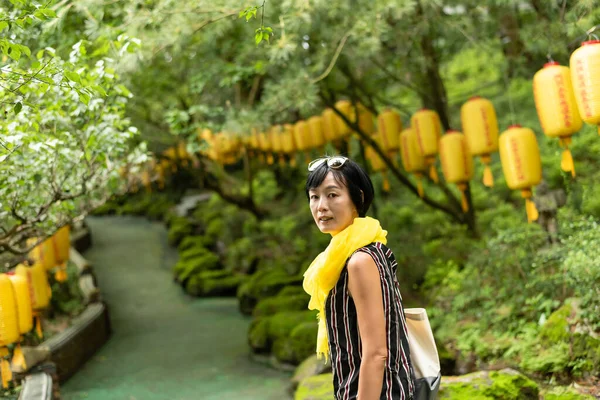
[307,156,349,172]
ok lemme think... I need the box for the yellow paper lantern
[0,274,20,389]
[7,274,33,371]
[15,263,50,340]
[321,108,339,143]
[366,135,390,192]
[439,131,474,212]
[460,96,499,187]
[499,125,542,223]
[534,62,582,177]
[258,131,274,165]
[28,238,56,272]
[411,109,442,183]
[378,109,403,158]
[400,128,427,197]
[270,125,285,166]
[307,116,326,150]
[356,104,375,136]
[333,100,354,139]
[294,121,311,164]
[51,225,71,283]
[281,124,297,167]
[570,40,600,135]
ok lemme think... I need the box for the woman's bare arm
[347,251,387,400]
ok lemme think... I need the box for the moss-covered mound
[185,270,244,297]
[178,235,215,253]
[173,247,221,282]
[294,373,333,400]
[252,291,309,317]
[519,301,600,378]
[542,386,596,400]
[439,369,539,400]
[248,310,317,361]
[167,216,194,246]
[273,321,318,365]
[237,269,304,315]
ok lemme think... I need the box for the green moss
[277,285,307,297]
[253,294,309,317]
[543,387,596,400]
[185,270,241,297]
[167,217,193,246]
[540,304,571,344]
[484,370,538,399]
[273,337,296,364]
[294,373,334,400]
[178,236,213,252]
[237,269,304,315]
[439,369,539,400]
[248,317,270,352]
[200,273,244,297]
[146,197,173,220]
[268,310,317,341]
[289,322,318,364]
[205,218,224,240]
[173,251,220,282]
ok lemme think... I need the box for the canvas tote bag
[404,308,441,400]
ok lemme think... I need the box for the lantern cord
[559,137,576,177]
[428,163,439,183]
[11,342,26,372]
[521,189,539,223]
[481,155,494,187]
[416,175,424,198]
[458,183,469,212]
[35,314,43,339]
[382,172,390,192]
[0,348,11,389]
[546,53,554,63]
[483,166,494,187]
[55,263,68,283]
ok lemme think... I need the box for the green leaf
[0,21,9,32]
[239,10,246,18]
[34,10,47,21]
[79,93,90,105]
[246,13,253,22]
[8,44,21,61]
[15,18,24,28]
[65,71,81,84]
[19,44,30,57]
[263,32,270,43]
[255,32,263,45]
[92,85,107,97]
[36,49,44,60]
[14,102,22,114]
[40,8,57,18]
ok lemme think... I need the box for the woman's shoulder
[350,242,393,261]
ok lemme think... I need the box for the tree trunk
[417,3,451,130]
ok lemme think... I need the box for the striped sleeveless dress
[325,242,415,400]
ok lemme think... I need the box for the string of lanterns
[0,226,70,388]
[127,38,599,223]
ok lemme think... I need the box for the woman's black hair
[305,157,375,217]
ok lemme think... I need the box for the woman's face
[308,172,358,236]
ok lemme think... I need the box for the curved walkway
[61,216,291,400]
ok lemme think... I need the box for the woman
[303,156,414,400]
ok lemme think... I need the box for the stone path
[61,216,291,400]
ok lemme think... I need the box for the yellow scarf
[302,217,387,361]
